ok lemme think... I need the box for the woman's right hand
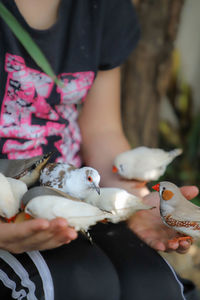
[0,218,78,254]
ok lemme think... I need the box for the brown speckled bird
[40,163,100,199]
[152,181,200,243]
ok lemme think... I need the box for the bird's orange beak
[152,183,160,192]
[112,166,118,173]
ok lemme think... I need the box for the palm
[128,206,179,251]
[128,187,199,252]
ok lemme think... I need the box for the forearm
[81,129,130,186]
[79,68,148,196]
[80,130,149,198]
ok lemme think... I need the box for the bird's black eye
[88,176,93,182]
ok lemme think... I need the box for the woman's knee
[92,223,186,300]
[118,245,186,300]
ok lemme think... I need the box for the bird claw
[168,236,193,246]
[80,230,93,244]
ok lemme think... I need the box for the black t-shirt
[0,0,140,164]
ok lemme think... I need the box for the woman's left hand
[127,186,199,253]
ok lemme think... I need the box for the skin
[128,186,199,254]
[14,0,61,30]
[1,2,196,254]
[0,218,77,253]
[79,67,199,254]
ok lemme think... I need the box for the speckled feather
[158,181,200,238]
[40,163,100,199]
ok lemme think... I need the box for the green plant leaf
[0,2,62,86]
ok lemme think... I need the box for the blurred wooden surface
[121,0,184,147]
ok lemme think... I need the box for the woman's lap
[0,222,198,300]
[0,236,120,300]
[91,222,188,300]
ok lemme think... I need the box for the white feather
[40,163,100,199]
[0,173,20,218]
[25,195,110,231]
[7,177,28,207]
[114,147,182,180]
[84,187,153,223]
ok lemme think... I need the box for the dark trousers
[0,222,199,300]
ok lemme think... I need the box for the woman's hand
[127,186,199,253]
[0,217,77,254]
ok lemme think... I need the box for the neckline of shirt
[5,0,65,37]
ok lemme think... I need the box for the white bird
[113,147,182,181]
[23,187,111,232]
[84,187,154,223]
[0,173,27,222]
[40,163,101,199]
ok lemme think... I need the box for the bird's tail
[169,148,183,159]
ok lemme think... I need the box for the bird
[152,181,200,243]
[0,173,27,222]
[112,147,182,181]
[84,187,154,223]
[40,163,101,199]
[0,152,54,187]
[21,186,111,232]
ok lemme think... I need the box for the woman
[0,0,198,299]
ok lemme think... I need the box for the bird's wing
[67,164,77,171]
[21,186,79,207]
[0,153,52,178]
[171,200,200,222]
[0,158,35,177]
[129,148,172,171]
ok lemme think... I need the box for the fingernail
[180,241,189,247]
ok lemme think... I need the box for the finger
[48,218,78,240]
[0,219,50,242]
[11,223,78,252]
[151,240,166,252]
[179,239,192,248]
[25,218,77,245]
[180,186,199,200]
[144,237,166,252]
[32,226,77,250]
[166,239,179,251]
[175,240,192,254]
[176,248,190,254]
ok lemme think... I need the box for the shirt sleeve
[99,0,140,70]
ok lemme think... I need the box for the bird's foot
[80,230,93,244]
[168,236,193,246]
